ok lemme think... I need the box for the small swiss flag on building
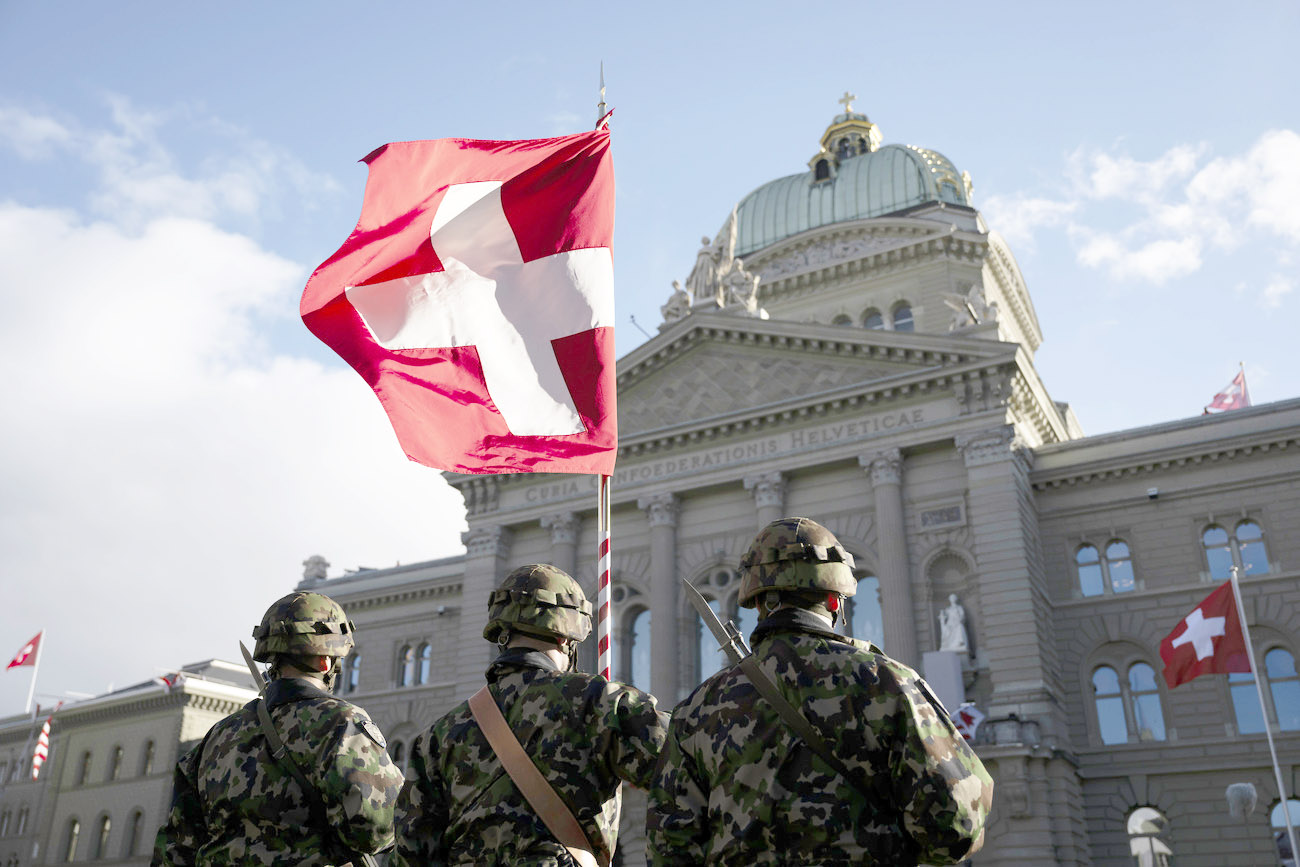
[1159,581,1251,688]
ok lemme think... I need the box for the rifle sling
[735,654,874,802]
[468,686,604,867]
[255,697,378,867]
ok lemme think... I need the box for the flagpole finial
[596,62,608,127]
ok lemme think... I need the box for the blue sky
[1,2,1297,712]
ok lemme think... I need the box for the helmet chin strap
[321,656,343,692]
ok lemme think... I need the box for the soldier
[153,591,404,866]
[647,517,995,866]
[393,564,669,866]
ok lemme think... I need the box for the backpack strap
[255,697,379,867]
[468,686,604,867]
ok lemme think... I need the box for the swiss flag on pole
[301,130,617,475]
[1204,368,1250,414]
[1159,581,1251,688]
[6,631,41,669]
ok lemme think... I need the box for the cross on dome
[1171,608,1227,660]
[838,91,857,113]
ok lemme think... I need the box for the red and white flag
[1159,580,1251,688]
[1204,369,1250,414]
[301,130,617,475]
[31,712,53,780]
[6,631,41,669]
[155,672,184,693]
[952,702,985,742]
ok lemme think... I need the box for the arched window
[1273,799,1300,864]
[1203,520,1271,578]
[1075,540,1137,596]
[627,608,652,695]
[345,651,361,694]
[1267,648,1300,731]
[1092,666,1127,745]
[93,815,111,859]
[1076,545,1104,597]
[1128,663,1166,741]
[891,303,914,332]
[140,740,155,776]
[831,313,853,327]
[0,810,10,835]
[398,645,415,687]
[417,643,432,685]
[862,309,884,330]
[16,807,28,835]
[124,810,144,857]
[1092,661,1167,744]
[78,751,93,786]
[107,745,123,781]
[1127,806,1173,866]
[1229,669,1265,734]
[846,574,883,647]
[814,159,830,181]
[64,818,80,862]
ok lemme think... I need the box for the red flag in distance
[6,631,41,670]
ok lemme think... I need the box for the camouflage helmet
[483,564,592,644]
[737,517,857,608]
[252,592,356,662]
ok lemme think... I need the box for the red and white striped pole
[596,474,613,679]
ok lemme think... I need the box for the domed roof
[734,108,971,257]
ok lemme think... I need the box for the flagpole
[23,630,43,716]
[596,475,613,680]
[1229,566,1298,859]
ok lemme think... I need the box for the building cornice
[334,580,464,611]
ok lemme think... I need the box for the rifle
[681,578,873,800]
[240,643,379,867]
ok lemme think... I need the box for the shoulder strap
[735,655,874,802]
[468,686,604,867]
[255,697,379,867]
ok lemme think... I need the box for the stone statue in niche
[943,283,999,330]
[938,593,969,653]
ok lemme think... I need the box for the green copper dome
[734,109,971,257]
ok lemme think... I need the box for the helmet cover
[252,591,356,662]
[737,517,857,608]
[483,564,592,644]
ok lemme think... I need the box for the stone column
[743,471,787,529]
[457,524,513,693]
[859,448,917,665]
[540,512,579,578]
[638,492,680,705]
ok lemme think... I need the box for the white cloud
[1261,275,1294,308]
[1069,144,1204,203]
[0,105,74,158]
[1075,234,1202,284]
[980,194,1076,248]
[0,104,463,710]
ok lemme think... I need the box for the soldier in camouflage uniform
[647,517,994,866]
[393,564,670,866]
[153,591,404,866]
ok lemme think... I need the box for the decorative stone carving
[938,594,969,653]
[458,476,501,516]
[302,554,330,583]
[757,234,911,281]
[462,525,512,559]
[859,448,902,486]
[638,492,680,528]
[954,426,1016,468]
[660,280,692,325]
[540,512,579,546]
[944,283,999,329]
[743,471,786,510]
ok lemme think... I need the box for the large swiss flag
[302,130,617,475]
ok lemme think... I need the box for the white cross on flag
[302,130,617,475]
[1158,580,1251,688]
[1204,368,1251,414]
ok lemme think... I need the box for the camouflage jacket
[392,648,669,866]
[152,676,404,866]
[647,609,994,866]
